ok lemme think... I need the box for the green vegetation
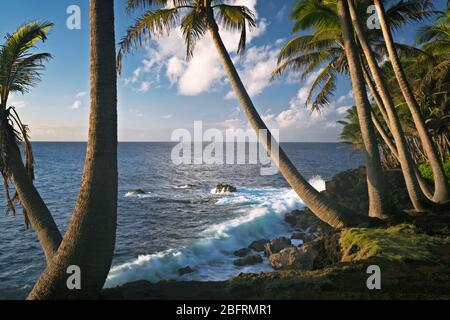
[340,224,450,262]
[419,160,450,183]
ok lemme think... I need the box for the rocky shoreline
[102,167,450,300]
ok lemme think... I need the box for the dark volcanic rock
[248,239,269,252]
[177,266,194,276]
[322,167,412,214]
[234,248,251,257]
[264,237,292,256]
[215,183,237,193]
[233,254,263,267]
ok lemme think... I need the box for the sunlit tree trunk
[337,0,392,218]
[3,127,62,262]
[28,0,117,299]
[348,0,428,211]
[374,0,449,204]
[206,9,372,228]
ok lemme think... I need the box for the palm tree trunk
[348,0,428,211]
[206,11,371,228]
[28,0,117,299]
[337,0,392,219]
[374,0,449,204]
[362,62,434,203]
[6,139,62,262]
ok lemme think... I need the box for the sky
[0,0,446,142]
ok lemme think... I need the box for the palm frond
[117,8,180,73]
[181,8,208,60]
[0,21,53,99]
[386,0,435,31]
[214,4,256,55]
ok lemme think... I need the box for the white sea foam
[124,190,153,198]
[105,176,326,288]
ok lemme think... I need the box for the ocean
[0,142,363,299]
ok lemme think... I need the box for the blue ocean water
[0,142,363,299]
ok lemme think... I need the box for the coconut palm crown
[117,0,256,73]
[0,21,53,224]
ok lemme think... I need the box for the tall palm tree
[336,0,392,218]
[118,0,371,228]
[347,0,429,211]
[28,0,117,299]
[274,0,436,211]
[0,22,62,262]
[374,0,449,204]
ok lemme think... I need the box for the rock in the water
[264,237,292,256]
[177,266,194,275]
[233,254,263,266]
[134,189,146,194]
[234,248,251,257]
[248,239,269,252]
[215,183,237,193]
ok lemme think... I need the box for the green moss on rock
[340,224,450,262]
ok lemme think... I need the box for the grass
[340,224,450,262]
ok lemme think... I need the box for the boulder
[215,183,237,193]
[233,248,251,257]
[248,239,269,252]
[233,254,263,267]
[268,237,329,270]
[264,237,292,256]
[322,167,412,214]
[177,266,194,276]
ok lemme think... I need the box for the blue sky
[0,0,445,141]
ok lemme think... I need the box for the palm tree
[274,0,436,211]
[118,0,372,228]
[347,0,429,211]
[336,0,392,218]
[374,0,449,204]
[28,0,117,299]
[0,22,62,262]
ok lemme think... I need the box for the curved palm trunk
[362,63,434,203]
[348,0,428,211]
[28,0,117,299]
[6,139,62,262]
[374,0,449,204]
[206,13,370,228]
[337,0,392,219]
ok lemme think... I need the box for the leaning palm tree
[118,0,371,228]
[28,0,118,299]
[0,21,62,262]
[374,0,449,204]
[336,0,392,218]
[274,0,435,212]
[346,0,430,211]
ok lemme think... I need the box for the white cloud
[70,91,88,110]
[70,100,82,110]
[137,81,151,93]
[76,91,87,98]
[162,114,173,119]
[121,0,276,97]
